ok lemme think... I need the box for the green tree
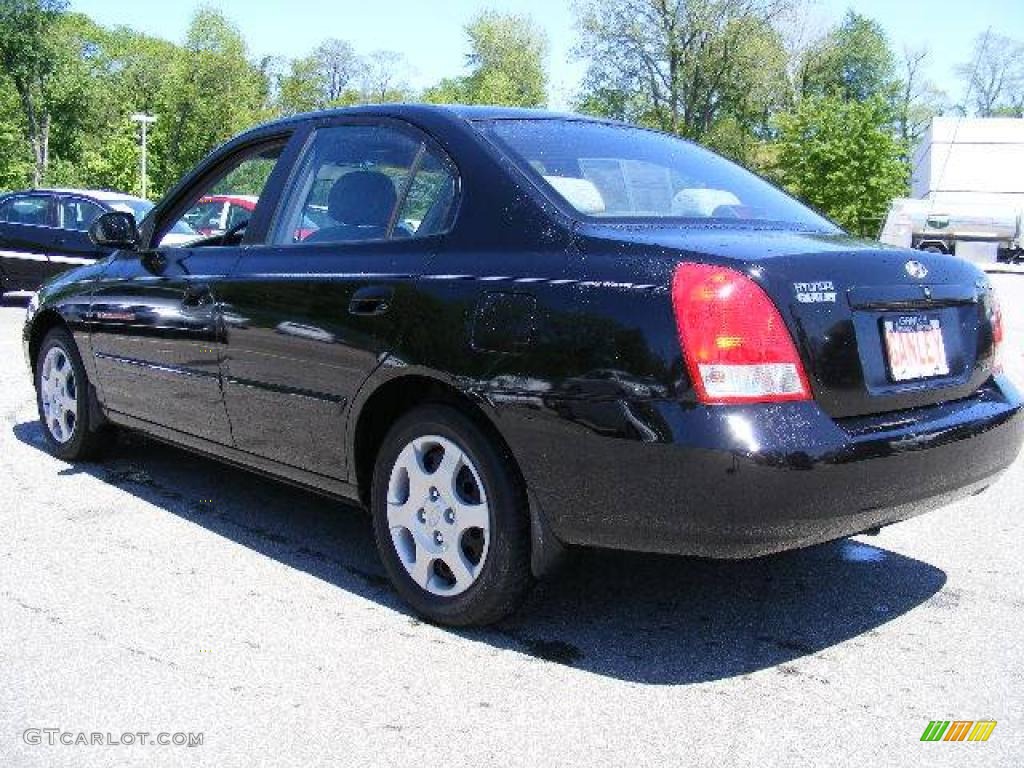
[772,95,907,235]
[277,54,322,114]
[424,11,548,107]
[48,118,139,192]
[99,28,181,195]
[0,0,68,186]
[573,0,792,160]
[42,13,123,187]
[798,11,896,103]
[38,13,181,195]
[276,38,360,114]
[150,7,268,194]
[0,76,30,189]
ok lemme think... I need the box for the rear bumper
[507,376,1024,557]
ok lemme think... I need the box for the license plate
[883,315,950,381]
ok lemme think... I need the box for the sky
[69,0,1024,110]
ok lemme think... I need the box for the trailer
[879,197,1023,263]
[879,117,1024,264]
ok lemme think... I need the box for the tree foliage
[0,75,30,187]
[359,50,412,103]
[150,8,267,194]
[956,32,1024,117]
[895,45,946,153]
[574,0,793,160]
[797,11,896,102]
[424,11,548,107]
[772,96,908,235]
[0,0,69,185]
[276,47,416,110]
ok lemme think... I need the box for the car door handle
[349,286,394,316]
[182,283,213,308]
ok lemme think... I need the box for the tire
[34,327,114,461]
[370,404,533,626]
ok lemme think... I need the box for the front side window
[0,195,53,226]
[273,124,456,245]
[160,143,285,247]
[480,119,836,231]
[61,198,105,231]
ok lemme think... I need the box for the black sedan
[0,188,158,298]
[22,105,1024,626]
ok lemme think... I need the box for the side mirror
[88,211,140,249]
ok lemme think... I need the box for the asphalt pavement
[1,276,1022,767]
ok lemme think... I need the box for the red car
[184,195,258,237]
[185,194,317,240]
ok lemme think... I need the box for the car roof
[199,194,259,207]
[248,103,609,137]
[1,188,149,203]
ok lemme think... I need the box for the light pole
[131,113,156,199]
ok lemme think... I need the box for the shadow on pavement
[13,419,947,685]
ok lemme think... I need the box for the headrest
[328,171,397,227]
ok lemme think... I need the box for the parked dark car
[22,105,1024,626]
[0,188,156,298]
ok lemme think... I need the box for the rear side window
[0,195,53,226]
[481,119,836,231]
[273,124,457,245]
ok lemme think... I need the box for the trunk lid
[577,225,999,418]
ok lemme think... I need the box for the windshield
[169,219,197,235]
[480,119,836,231]
[107,198,154,221]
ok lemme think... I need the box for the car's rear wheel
[370,404,532,626]
[35,327,113,460]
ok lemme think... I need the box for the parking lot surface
[1,275,1023,767]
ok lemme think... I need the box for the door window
[0,195,53,227]
[159,143,285,247]
[272,124,457,245]
[61,198,105,231]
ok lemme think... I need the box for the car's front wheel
[35,327,113,460]
[371,404,533,626]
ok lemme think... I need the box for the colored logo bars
[920,720,997,742]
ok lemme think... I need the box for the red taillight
[671,263,812,404]
[991,289,1004,373]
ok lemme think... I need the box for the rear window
[480,119,835,231]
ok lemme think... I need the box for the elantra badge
[794,280,836,303]
[905,260,929,279]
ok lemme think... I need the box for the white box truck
[879,117,1024,263]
